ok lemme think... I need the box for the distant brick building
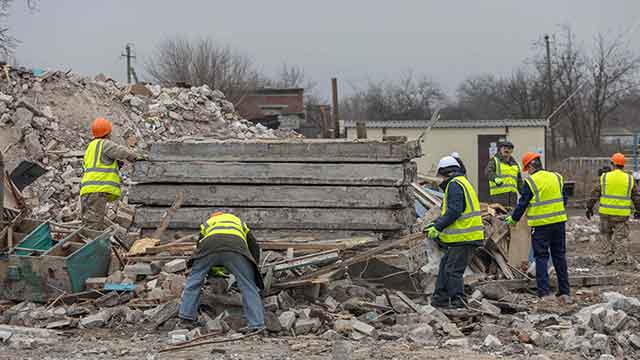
[237,88,305,130]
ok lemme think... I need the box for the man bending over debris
[425,156,484,309]
[178,211,266,333]
[80,117,142,231]
[586,153,640,265]
[505,152,571,304]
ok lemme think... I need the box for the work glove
[586,208,593,220]
[493,177,504,185]
[426,226,440,239]
[504,216,517,226]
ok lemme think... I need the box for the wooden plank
[269,250,340,272]
[131,161,417,186]
[134,207,416,231]
[508,216,531,267]
[149,139,422,163]
[293,233,425,281]
[151,192,184,240]
[475,275,625,291]
[129,184,410,208]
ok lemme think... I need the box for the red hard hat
[91,117,112,138]
[611,153,625,167]
[521,152,541,170]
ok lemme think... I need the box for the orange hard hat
[209,211,225,219]
[91,117,112,138]
[611,153,625,166]
[521,152,541,170]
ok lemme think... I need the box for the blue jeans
[179,251,265,328]
[531,222,570,297]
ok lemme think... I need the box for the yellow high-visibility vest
[599,169,633,217]
[200,213,251,277]
[524,170,567,227]
[80,139,121,201]
[489,156,520,196]
[440,176,485,244]
[200,213,250,244]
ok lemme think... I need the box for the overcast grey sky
[10,0,640,98]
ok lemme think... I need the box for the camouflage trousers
[81,192,108,231]
[599,217,630,264]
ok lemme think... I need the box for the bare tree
[267,63,324,105]
[536,27,640,152]
[341,70,446,121]
[454,69,546,120]
[146,37,264,104]
[0,0,37,56]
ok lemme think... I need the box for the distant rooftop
[343,119,548,129]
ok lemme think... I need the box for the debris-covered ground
[2,215,640,360]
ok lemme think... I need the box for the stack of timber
[129,138,421,239]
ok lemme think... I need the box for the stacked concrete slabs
[130,138,421,240]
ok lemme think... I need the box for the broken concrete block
[442,322,464,338]
[407,325,435,345]
[589,306,607,332]
[80,311,111,328]
[324,296,339,312]
[603,309,627,334]
[278,311,296,331]
[125,309,143,324]
[264,312,282,333]
[444,337,469,349]
[480,299,501,316]
[590,333,609,353]
[629,334,640,349]
[46,320,72,329]
[0,329,12,343]
[320,329,339,340]
[598,355,615,360]
[187,327,201,340]
[124,263,153,278]
[294,318,320,335]
[332,340,353,360]
[470,289,483,301]
[483,334,502,348]
[85,277,107,290]
[334,319,353,333]
[168,329,189,344]
[263,295,279,312]
[205,319,229,334]
[351,319,376,338]
[152,300,179,327]
[0,92,13,104]
[163,259,187,273]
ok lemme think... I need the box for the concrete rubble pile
[0,66,299,222]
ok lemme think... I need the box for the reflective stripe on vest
[80,139,122,200]
[440,176,485,244]
[524,170,567,227]
[599,169,633,217]
[199,213,249,245]
[489,156,520,196]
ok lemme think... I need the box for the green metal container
[0,223,112,302]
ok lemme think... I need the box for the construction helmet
[611,153,625,167]
[521,152,541,170]
[498,141,514,149]
[436,156,460,176]
[91,117,112,138]
[209,211,225,219]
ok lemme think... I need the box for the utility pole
[545,34,556,160]
[0,150,4,222]
[331,78,340,138]
[121,44,137,84]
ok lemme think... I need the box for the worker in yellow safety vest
[485,141,523,208]
[178,212,265,334]
[425,156,483,309]
[505,152,571,304]
[80,118,143,231]
[586,153,640,265]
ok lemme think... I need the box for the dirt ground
[3,215,640,360]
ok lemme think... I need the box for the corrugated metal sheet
[343,119,548,129]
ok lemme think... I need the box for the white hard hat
[451,152,460,158]
[436,156,460,174]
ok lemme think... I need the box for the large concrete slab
[129,184,411,208]
[132,161,417,186]
[134,207,415,231]
[149,139,422,163]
